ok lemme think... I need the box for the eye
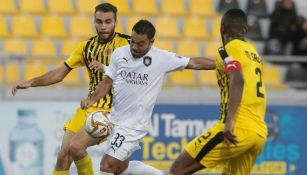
[105,19,112,24]
[95,19,102,24]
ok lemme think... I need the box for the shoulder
[76,37,96,48]
[85,35,97,43]
[116,32,130,39]
[80,36,98,47]
[115,33,131,42]
[225,39,246,52]
[150,46,173,56]
[113,45,130,55]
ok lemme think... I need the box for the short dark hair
[132,20,156,39]
[95,3,118,20]
[222,8,247,27]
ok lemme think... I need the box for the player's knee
[55,148,71,170]
[100,160,119,173]
[69,142,84,158]
[169,159,186,175]
[57,147,69,161]
[170,163,180,174]
[114,160,129,174]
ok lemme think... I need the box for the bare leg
[54,130,75,170]
[170,150,205,175]
[69,127,99,161]
[99,154,129,174]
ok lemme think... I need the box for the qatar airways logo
[120,71,149,86]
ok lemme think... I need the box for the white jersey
[105,45,190,132]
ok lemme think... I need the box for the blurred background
[0,0,307,175]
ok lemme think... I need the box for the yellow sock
[75,154,94,175]
[52,170,69,175]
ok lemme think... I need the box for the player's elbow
[53,73,65,82]
[56,77,65,83]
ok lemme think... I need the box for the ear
[150,38,155,45]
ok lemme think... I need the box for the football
[85,110,112,139]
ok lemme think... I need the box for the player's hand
[89,61,106,72]
[11,82,31,96]
[80,98,96,109]
[223,120,238,147]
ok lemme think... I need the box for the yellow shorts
[185,122,266,175]
[64,107,109,133]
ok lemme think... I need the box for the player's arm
[80,75,113,109]
[224,70,244,147]
[185,57,216,70]
[12,64,70,96]
[219,47,244,147]
[89,60,107,72]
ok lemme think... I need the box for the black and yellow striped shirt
[65,33,130,110]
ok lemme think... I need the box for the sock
[75,154,94,175]
[52,170,69,175]
[120,160,164,175]
[100,172,114,175]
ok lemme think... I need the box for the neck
[223,35,245,45]
[99,32,116,43]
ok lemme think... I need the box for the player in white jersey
[80,19,216,175]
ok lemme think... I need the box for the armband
[225,60,242,74]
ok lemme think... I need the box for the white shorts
[104,125,148,161]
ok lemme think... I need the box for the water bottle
[0,155,5,175]
[9,109,44,175]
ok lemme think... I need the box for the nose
[132,44,138,51]
[100,23,107,31]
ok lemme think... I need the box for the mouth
[132,50,140,55]
[98,32,110,37]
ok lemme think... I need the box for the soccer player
[12,3,130,175]
[80,19,216,175]
[169,9,267,175]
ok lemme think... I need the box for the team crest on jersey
[143,56,152,67]
[105,48,112,56]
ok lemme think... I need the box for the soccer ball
[85,110,112,139]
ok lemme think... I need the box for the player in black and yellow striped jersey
[169,9,267,175]
[12,3,129,175]
[65,33,129,111]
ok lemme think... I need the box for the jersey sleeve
[64,41,87,69]
[105,48,119,80]
[215,49,225,71]
[120,37,130,46]
[162,51,190,73]
[224,41,246,66]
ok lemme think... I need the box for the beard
[97,28,115,43]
